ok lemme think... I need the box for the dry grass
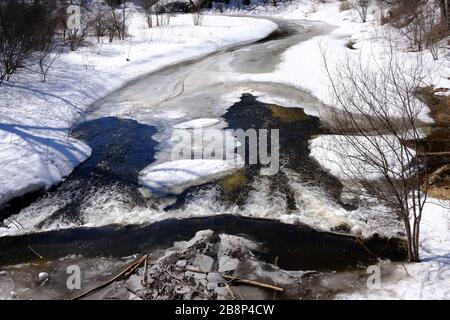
[338,0,351,12]
[419,86,450,126]
[270,105,309,122]
[428,165,450,200]
[415,86,450,200]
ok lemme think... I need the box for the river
[0,18,404,300]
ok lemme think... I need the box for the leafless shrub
[321,44,430,262]
[90,2,109,43]
[0,0,57,83]
[105,0,128,41]
[66,10,91,51]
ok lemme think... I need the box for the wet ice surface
[0,228,378,300]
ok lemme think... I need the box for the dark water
[168,94,350,211]
[0,95,403,275]
[0,214,387,270]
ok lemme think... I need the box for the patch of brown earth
[414,87,450,200]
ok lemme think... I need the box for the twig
[225,284,236,300]
[71,254,149,300]
[28,245,44,260]
[221,274,284,292]
[141,256,148,286]
[401,263,411,277]
[184,267,285,293]
[273,256,279,300]
[235,287,244,300]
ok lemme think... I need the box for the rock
[125,274,144,292]
[191,254,214,273]
[207,272,223,284]
[218,256,239,273]
[176,260,187,268]
[185,230,214,250]
[38,272,49,283]
[0,276,15,300]
[128,292,143,301]
[175,286,191,294]
[331,222,352,233]
[199,279,208,288]
[0,271,7,276]
[214,286,229,300]
[207,282,218,291]
[185,270,207,280]
[364,234,408,261]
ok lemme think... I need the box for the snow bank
[0,12,277,207]
[337,198,450,300]
[172,118,220,129]
[309,134,416,180]
[0,129,91,205]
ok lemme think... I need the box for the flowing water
[0,19,390,299]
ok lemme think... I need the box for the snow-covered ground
[336,198,450,299]
[232,0,449,122]
[0,10,277,207]
[309,134,418,180]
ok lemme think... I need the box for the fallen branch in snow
[72,254,149,300]
[184,267,285,293]
[221,274,284,293]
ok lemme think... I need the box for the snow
[337,198,450,300]
[309,134,416,180]
[0,10,277,207]
[139,158,244,196]
[172,118,221,129]
[231,0,448,123]
[0,132,91,205]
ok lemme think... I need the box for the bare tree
[36,43,62,82]
[143,0,159,28]
[436,0,450,30]
[90,2,109,43]
[190,0,204,26]
[66,10,91,51]
[321,45,430,262]
[105,0,128,40]
[386,1,446,59]
[353,0,370,23]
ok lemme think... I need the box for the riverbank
[269,1,450,300]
